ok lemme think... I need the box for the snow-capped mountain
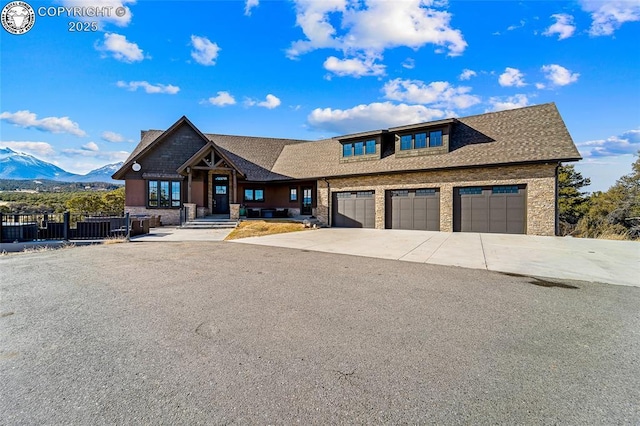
[75,162,124,183]
[0,148,122,183]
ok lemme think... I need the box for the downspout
[555,162,560,236]
[322,178,331,227]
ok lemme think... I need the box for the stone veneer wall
[125,206,181,226]
[315,163,557,236]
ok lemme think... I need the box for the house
[112,103,581,236]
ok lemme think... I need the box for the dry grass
[104,236,128,244]
[225,220,307,240]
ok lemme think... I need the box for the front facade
[112,103,581,236]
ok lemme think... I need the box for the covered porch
[178,140,244,220]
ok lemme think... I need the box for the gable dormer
[390,118,456,158]
[337,129,387,164]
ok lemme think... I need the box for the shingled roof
[271,103,581,179]
[113,103,580,181]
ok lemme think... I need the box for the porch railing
[0,212,130,243]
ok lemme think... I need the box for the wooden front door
[301,186,313,215]
[213,175,229,214]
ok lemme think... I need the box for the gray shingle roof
[114,103,580,181]
[271,103,580,179]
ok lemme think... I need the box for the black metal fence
[0,212,130,243]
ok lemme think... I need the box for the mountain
[0,147,78,181]
[75,162,124,183]
[0,148,122,183]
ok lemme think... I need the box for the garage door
[387,189,440,231]
[454,185,526,234]
[333,191,375,228]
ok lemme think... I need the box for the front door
[301,186,313,215]
[213,175,229,214]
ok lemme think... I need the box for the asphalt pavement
[1,242,639,424]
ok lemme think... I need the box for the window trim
[147,179,181,209]
[244,188,265,203]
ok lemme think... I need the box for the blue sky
[1,0,638,191]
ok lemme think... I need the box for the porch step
[181,219,238,229]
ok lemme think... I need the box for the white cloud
[62,146,130,162]
[190,35,220,66]
[287,0,467,60]
[0,110,87,137]
[96,33,144,63]
[535,82,546,89]
[0,141,55,157]
[498,67,526,87]
[541,64,580,86]
[245,0,259,16]
[206,91,236,107]
[580,0,640,36]
[61,0,135,27]
[258,94,281,109]
[543,13,576,40]
[323,55,386,77]
[577,129,640,158]
[401,58,415,69]
[82,142,100,152]
[308,102,447,134]
[487,94,530,112]
[459,69,477,81]
[507,20,526,31]
[116,80,180,94]
[101,131,127,143]
[382,78,480,109]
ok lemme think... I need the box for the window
[429,130,443,147]
[356,191,374,198]
[365,139,376,154]
[148,181,158,207]
[244,188,265,202]
[459,187,482,195]
[342,139,377,157]
[171,182,180,207]
[415,189,436,196]
[392,190,409,197]
[492,186,519,194]
[399,129,444,151]
[400,135,413,150]
[147,180,181,208]
[290,187,298,202]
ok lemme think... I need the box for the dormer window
[399,130,444,150]
[342,139,377,157]
[429,130,442,147]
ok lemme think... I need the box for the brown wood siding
[192,180,205,207]
[238,181,317,209]
[125,179,146,206]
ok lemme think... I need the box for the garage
[454,185,526,234]
[333,191,375,228]
[386,189,440,231]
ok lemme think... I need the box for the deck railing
[0,212,130,243]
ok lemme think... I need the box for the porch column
[187,168,193,204]
[232,169,237,204]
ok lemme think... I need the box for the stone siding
[315,163,557,236]
[125,206,181,226]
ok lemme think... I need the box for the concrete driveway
[231,229,640,287]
